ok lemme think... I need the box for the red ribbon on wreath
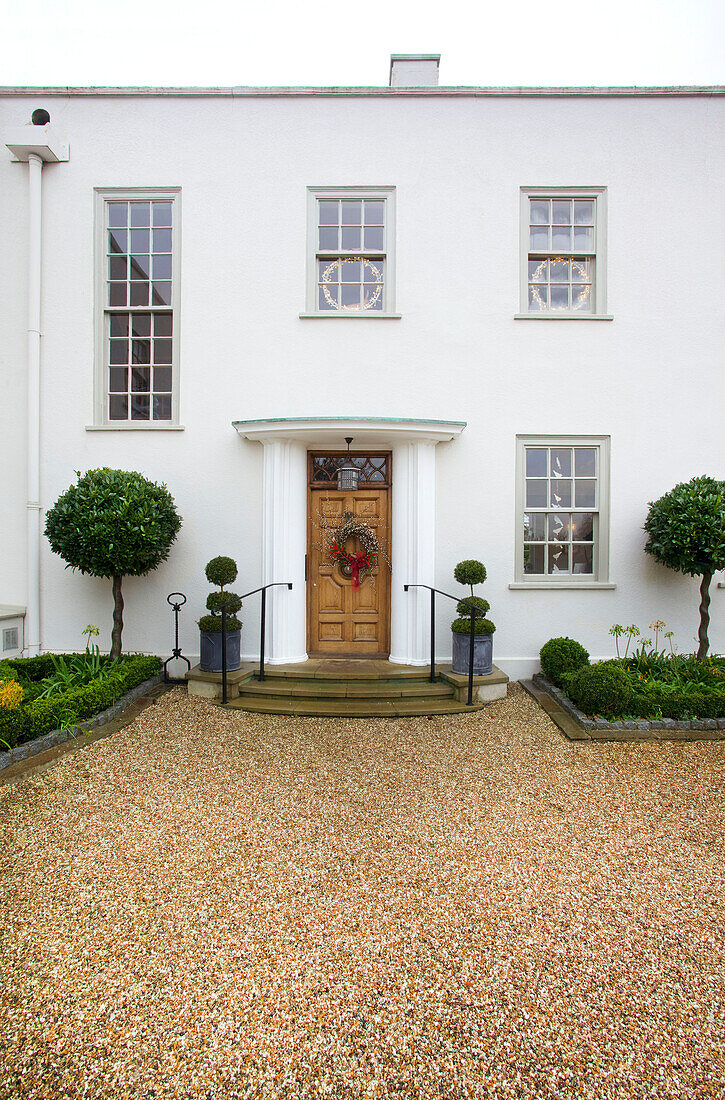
[330,542,375,589]
[349,550,368,589]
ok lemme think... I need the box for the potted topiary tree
[451,559,496,675]
[198,556,242,672]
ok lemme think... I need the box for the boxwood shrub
[566,661,634,717]
[455,596,490,617]
[0,654,161,750]
[451,617,496,635]
[198,614,243,633]
[540,637,590,687]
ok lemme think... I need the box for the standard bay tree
[45,468,182,658]
[644,476,725,660]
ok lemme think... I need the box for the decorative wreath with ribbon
[327,512,381,589]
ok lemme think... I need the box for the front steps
[187,659,509,717]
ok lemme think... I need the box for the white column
[260,439,307,663]
[26,153,43,656]
[390,440,436,665]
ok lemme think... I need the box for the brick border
[0,674,164,772]
[522,674,725,742]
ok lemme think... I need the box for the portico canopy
[232,416,466,665]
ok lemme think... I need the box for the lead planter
[200,629,241,673]
[451,631,493,676]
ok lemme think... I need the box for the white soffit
[232,417,467,446]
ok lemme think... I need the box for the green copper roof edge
[232,416,467,427]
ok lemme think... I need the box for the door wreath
[327,512,382,589]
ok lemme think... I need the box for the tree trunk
[111,574,124,659]
[697,570,713,662]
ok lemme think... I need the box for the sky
[3,0,723,88]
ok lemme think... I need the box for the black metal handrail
[219,582,293,704]
[403,584,484,706]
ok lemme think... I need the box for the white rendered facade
[1,69,724,678]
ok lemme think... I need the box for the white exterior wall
[1,88,724,677]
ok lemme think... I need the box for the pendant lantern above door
[336,438,359,492]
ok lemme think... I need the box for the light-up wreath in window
[320,258,383,311]
[529,257,592,311]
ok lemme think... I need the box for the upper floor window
[515,435,611,584]
[519,187,609,318]
[94,188,180,426]
[303,187,398,317]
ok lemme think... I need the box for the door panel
[307,466,391,658]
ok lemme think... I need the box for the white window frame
[516,186,612,320]
[512,435,614,589]
[301,186,400,318]
[91,186,182,430]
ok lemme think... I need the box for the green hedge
[6,654,62,682]
[625,685,725,720]
[0,655,161,750]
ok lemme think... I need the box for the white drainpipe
[6,120,69,656]
[26,153,43,655]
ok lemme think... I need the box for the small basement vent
[3,627,19,652]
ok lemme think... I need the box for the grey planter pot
[451,631,493,676]
[200,629,241,673]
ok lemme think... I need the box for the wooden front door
[307,452,391,658]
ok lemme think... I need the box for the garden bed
[533,633,725,741]
[0,653,163,758]
[529,673,725,741]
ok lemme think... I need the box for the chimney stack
[389,54,440,88]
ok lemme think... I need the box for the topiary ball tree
[644,476,725,661]
[205,556,238,588]
[45,468,182,659]
[198,556,242,634]
[452,559,495,636]
[454,560,487,601]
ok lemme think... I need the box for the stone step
[227,695,485,717]
[258,660,437,682]
[241,677,454,700]
[187,661,509,710]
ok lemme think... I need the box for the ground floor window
[515,435,610,583]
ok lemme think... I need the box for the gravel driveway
[1,684,724,1099]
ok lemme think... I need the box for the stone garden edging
[527,673,725,742]
[0,673,165,772]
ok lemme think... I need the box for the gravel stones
[1,685,724,1098]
